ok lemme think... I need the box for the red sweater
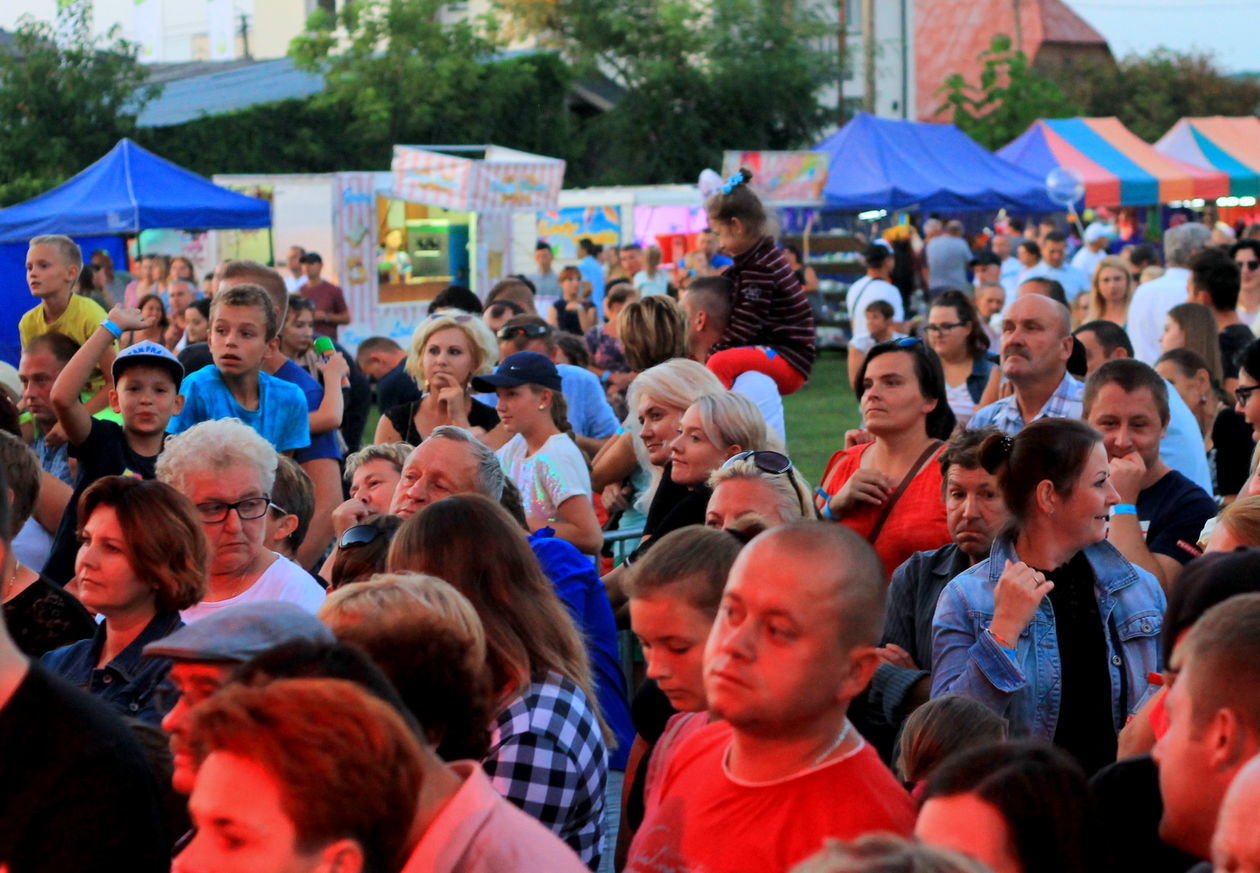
[712,237,817,378]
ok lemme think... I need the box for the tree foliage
[1047,49,1260,143]
[936,33,1079,150]
[0,6,159,205]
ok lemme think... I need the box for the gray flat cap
[143,601,334,663]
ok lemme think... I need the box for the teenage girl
[473,351,604,555]
[702,169,816,394]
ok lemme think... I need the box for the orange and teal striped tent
[1155,117,1260,199]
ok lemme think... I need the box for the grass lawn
[783,350,860,488]
[361,351,859,488]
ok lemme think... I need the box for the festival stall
[1155,117,1260,224]
[999,117,1230,208]
[0,138,271,363]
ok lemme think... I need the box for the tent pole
[268,225,275,267]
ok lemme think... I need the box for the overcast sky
[1068,0,1260,74]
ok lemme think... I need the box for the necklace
[3,567,21,600]
[809,718,853,769]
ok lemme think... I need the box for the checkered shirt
[484,672,608,870]
[968,371,1085,435]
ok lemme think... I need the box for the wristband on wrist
[1112,504,1137,516]
[100,319,122,339]
[986,626,1018,657]
[816,488,835,521]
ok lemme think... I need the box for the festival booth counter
[1155,117,1260,226]
[212,145,565,352]
[0,138,271,364]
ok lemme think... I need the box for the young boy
[265,455,315,565]
[43,305,187,584]
[19,234,115,417]
[166,284,310,453]
[847,300,908,392]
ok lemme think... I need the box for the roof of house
[136,57,325,127]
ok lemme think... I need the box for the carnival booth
[0,138,271,364]
[1155,117,1260,226]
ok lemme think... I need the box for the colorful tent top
[813,113,1060,213]
[998,117,1229,208]
[1155,117,1260,199]
[0,138,272,243]
[391,145,565,213]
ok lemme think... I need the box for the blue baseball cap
[112,340,184,389]
[472,350,562,393]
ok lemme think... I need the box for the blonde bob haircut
[404,309,499,389]
[319,571,488,670]
[689,391,771,456]
[626,358,724,429]
[156,417,279,495]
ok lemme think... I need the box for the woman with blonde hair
[1085,256,1134,327]
[319,571,495,760]
[706,450,817,535]
[1204,495,1260,552]
[374,309,506,447]
[617,295,689,372]
[385,494,609,867]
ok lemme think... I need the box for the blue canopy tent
[815,112,1060,213]
[0,138,271,363]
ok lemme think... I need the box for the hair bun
[738,167,753,185]
[978,430,1015,473]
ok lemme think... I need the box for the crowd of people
[4,173,1260,873]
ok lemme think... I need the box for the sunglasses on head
[427,311,477,323]
[339,524,393,550]
[722,450,793,475]
[497,323,550,341]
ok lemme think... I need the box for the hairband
[721,172,747,195]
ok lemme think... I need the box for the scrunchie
[720,171,747,195]
[1000,434,1015,456]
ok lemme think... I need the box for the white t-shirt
[283,274,308,293]
[846,277,904,341]
[634,270,670,298]
[732,370,786,445]
[945,381,977,422]
[180,552,325,623]
[1070,246,1106,281]
[496,433,592,531]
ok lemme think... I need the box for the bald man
[1212,754,1260,873]
[625,523,915,873]
[969,294,1083,434]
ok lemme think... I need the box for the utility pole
[837,0,848,124]
[238,12,252,60]
[1013,0,1023,53]
[862,0,875,113]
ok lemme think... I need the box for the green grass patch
[783,350,860,488]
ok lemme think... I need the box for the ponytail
[706,168,767,237]
[980,419,1100,526]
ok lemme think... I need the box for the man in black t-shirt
[1085,359,1217,591]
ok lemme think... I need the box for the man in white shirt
[992,232,1021,288]
[1024,231,1089,301]
[1127,222,1213,365]
[846,244,905,343]
[680,277,787,444]
[282,245,308,293]
[1072,222,1113,280]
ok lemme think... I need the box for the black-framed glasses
[924,322,965,334]
[722,450,793,475]
[497,323,550,341]
[339,523,390,550]
[1236,260,1260,272]
[1237,384,1260,406]
[195,496,271,524]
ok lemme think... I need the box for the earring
[537,405,546,411]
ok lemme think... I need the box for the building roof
[136,57,324,128]
[915,0,1110,120]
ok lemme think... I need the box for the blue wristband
[100,319,122,339]
[1112,504,1137,516]
[816,489,835,521]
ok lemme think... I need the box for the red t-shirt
[300,280,349,340]
[817,441,950,577]
[625,720,915,873]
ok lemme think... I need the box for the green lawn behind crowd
[360,350,859,489]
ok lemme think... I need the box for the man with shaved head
[625,523,915,873]
[1212,754,1260,873]
[968,294,1083,434]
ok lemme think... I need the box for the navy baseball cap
[472,351,562,393]
[112,340,184,388]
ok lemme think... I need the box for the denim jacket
[965,353,997,405]
[41,610,182,725]
[931,535,1165,740]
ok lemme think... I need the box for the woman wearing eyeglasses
[816,337,956,576]
[42,477,206,724]
[155,418,326,622]
[705,450,816,534]
[1234,339,1260,443]
[925,290,995,422]
[374,310,508,449]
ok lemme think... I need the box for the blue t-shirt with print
[167,364,310,452]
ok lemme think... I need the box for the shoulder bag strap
[866,440,945,544]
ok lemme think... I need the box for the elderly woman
[373,310,506,448]
[156,418,325,621]
[817,337,956,576]
[42,476,206,723]
[932,419,1165,775]
[705,450,816,535]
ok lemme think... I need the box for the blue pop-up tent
[0,139,271,364]
[0,138,271,242]
[815,112,1060,213]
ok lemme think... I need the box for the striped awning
[1155,117,1260,199]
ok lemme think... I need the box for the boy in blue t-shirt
[167,284,310,452]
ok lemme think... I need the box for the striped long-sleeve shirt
[711,236,817,378]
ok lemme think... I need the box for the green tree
[1048,49,1260,143]
[0,6,160,205]
[937,33,1079,150]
